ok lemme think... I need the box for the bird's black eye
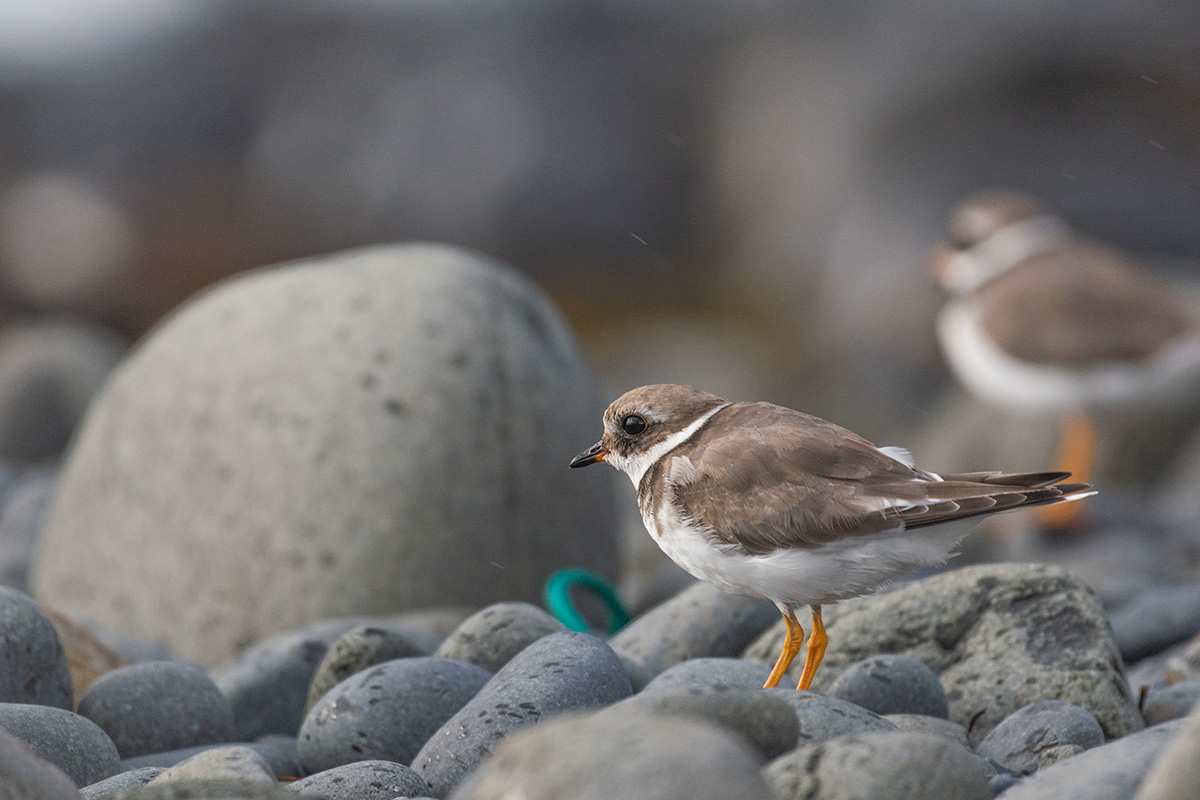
[621,414,647,436]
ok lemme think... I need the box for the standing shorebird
[932,190,1200,528]
[570,383,1092,690]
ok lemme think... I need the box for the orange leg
[1037,412,1095,531]
[763,605,804,689]
[796,605,827,690]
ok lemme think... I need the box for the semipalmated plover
[932,189,1200,526]
[570,383,1092,690]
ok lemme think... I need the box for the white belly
[644,504,974,608]
[937,301,1200,413]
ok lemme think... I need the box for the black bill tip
[569,442,607,468]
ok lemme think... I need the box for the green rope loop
[543,568,630,636]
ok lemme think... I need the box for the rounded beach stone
[82,767,164,800]
[764,730,991,800]
[0,586,73,709]
[827,654,949,718]
[148,746,274,784]
[433,602,565,674]
[449,710,771,800]
[610,582,778,678]
[1142,681,1200,726]
[287,760,429,800]
[107,779,308,800]
[212,621,358,741]
[299,657,492,773]
[412,632,632,797]
[77,661,235,758]
[0,702,120,786]
[1109,584,1200,664]
[999,717,1185,800]
[0,726,81,800]
[763,689,899,747]
[119,737,300,779]
[640,657,773,693]
[601,683,798,759]
[744,563,1144,743]
[1134,702,1200,800]
[883,714,970,749]
[976,699,1104,775]
[32,243,617,665]
[305,626,426,711]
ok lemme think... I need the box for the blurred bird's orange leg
[797,605,827,691]
[1038,412,1095,531]
[764,606,803,689]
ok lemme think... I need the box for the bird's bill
[569,441,607,468]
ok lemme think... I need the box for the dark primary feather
[657,402,1088,556]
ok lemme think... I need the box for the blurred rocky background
[0,0,1199,634]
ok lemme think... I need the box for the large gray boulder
[32,244,617,664]
[743,563,1143,743]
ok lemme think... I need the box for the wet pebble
[0,702,120,787]
[434,602,566,673]
[287,760,430,800]
[827,654,949,718]
[299,657,492,773]
[412,631,632,797]
[77,661,235,758]
[976,700,1105,775]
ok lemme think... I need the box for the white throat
[947,215,1071,294]
[611,403,730,490]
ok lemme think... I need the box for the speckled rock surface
[1001,718,1185,800]
[762,690,899,748]
[412,632,631,797]
[764,731,991,800]
[31,244,618,665]
[0,703,120,787]
[304,626,427,712]
[0,726,82,800]
[433,602,565,674]
[286,760,429,800]
[827,654,949,718]
[77,661,235,758]
[639,657,773,693]
[601,683,798,759]
[82,768,163,800]
[976,700,1104,775]
[299,657,492,773]
[610,582,777,678]
[448,710,771,800]
[148,747,275,784]
[744,563,1143,743]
